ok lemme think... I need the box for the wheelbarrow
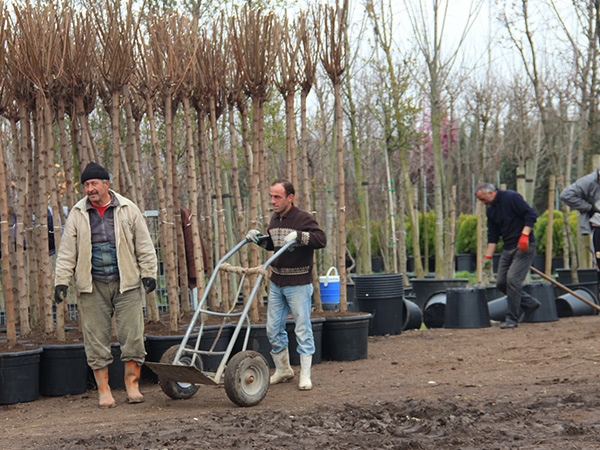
[145,234,295,407]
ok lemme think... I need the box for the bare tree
[93,0,140,193]
[63,11,97,174]
[138,10,185,328]
[298,10,318,212]
[501,0,579,276]
[231,6,280,322]
[320,0,348,310]
[12,1,70,336]
[226,42,252,305]
[0,1,17,347]
[176,14,206,309]
[275,13,301,189]
[197,17,231,311]
[404,0,483,277]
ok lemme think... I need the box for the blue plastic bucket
[320,267,340,304]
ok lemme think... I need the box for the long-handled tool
[530,266,600,312]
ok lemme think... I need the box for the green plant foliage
[454,270,478,285]
[533,210,578,257]
[455,213,478,254]
[345,218,383,259]
[405,211,435,256]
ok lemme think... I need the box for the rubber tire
[224,351,270,407]
[158,344,202,400]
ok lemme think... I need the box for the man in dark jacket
[246,179,326,390]
[476,183,540,329]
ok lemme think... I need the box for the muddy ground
[3,315,600,449]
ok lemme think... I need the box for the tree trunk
[16,103,31,336]
[183,96,206,302]
[0,120,17,346]
[197,111,218,311]
[56,98,76,211]
[334,81,347,311]
[110,91,121,192]
[235,101,253,310]
[209,96,230,311]
[284,92,298,189]
[299,89,312,211]
[163,95,181,331]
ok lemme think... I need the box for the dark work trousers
[496,243,538,323]
[592,228,600,294]
[592,228,600,269]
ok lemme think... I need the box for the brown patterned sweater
[263,205,327,287]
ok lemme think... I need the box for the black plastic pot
[354,274,404,336]
[444,287,490,329]
[322,313,372,361]
[555,269,598,299]
[410,278,469,311]
[423,292,447,329]
[556,268,598,284]
[40,343,88,396]
[402,299,422,331]
[455,254,476,272]
[523,282,559,323]
[0,346,43,405]
[483,285,504,302]
[555,287,598,317]
[487,296,508,322]
[354,273,404,296]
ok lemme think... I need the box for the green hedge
[455,214,478,254]
[405,211,436,256]
[372,209,578,259]
[533,210,578,257]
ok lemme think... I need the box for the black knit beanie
[81,162,110,184]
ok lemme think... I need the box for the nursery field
[3,315,600,449]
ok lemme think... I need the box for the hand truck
[146,235,295,407]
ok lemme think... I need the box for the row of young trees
[0,0,354,346]
[0,0,599,346]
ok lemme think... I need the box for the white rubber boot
[299,354,312,390]
[270,349,294,385]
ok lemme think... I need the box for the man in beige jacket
[54,162,157,408]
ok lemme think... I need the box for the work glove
[284,231,298,252]
[54,285,68,304]
[482,257,493,279]
[245,229,261,244]
[517,233,529,251]
[142,277,157,294]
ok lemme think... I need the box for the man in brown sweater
[246,179,326,390]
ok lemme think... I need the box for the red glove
[517,233,529,251]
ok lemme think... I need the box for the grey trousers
[495,244,538,323]
[79,279,146,370]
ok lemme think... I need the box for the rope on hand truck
[218,263,269,277]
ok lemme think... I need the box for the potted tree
[455,213,477,272]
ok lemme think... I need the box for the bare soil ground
[4,315,600,449]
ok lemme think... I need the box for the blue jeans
[267,282,314,356]
[496,243,537,323]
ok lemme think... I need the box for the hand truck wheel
[224,350,270,407]
[158,344,203,400]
